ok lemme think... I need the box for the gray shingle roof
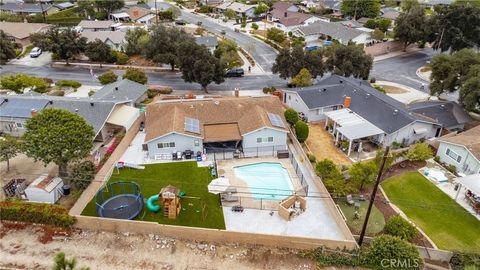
[291,75,433,134]
[78,20,114,29]
[0,98,49,118]
[296,20,366,43]
[408,101,471,129]
[0,3,52,13]
[54,2,74,10]
[92,79,147,102]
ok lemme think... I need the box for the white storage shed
[25,175,64,204]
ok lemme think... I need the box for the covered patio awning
[325,108,384,140]
[204,123,241,143]
[106,104,140,131]
[456,174,480,195]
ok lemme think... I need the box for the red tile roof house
[267,2,322,32]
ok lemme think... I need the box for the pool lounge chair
[346,194,355,206]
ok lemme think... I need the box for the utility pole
[358,146,390,246]
[39,1,47,23]
[154,0,159,24]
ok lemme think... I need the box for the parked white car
[29,47,42,58]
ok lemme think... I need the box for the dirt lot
[305,123,352,166]
[0,222,316,270]
[382,85,407,94]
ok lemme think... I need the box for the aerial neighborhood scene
[1,0,480,268]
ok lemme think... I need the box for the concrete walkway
[376,80,431,104]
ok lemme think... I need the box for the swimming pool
[233,162,294,200]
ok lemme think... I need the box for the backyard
[305,123,352,166]
[336,198,385,236]
[382,172,480,251]
[81,162,226,229]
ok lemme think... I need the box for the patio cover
[325,108,384,140]
[204,123,241,143]
[111,12,130,19]
[208,177,230,194]
[456,174,480,195]
[106,105,140,131]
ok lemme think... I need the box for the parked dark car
[175,20,186,25]
[287,82,297,88]
[225,68,245,77]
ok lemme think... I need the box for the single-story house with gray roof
[91,79,147,106]
[0,2,57,15]
[195,36,218,53]
[77,20,115,32]
[293,20,371,45]
[80,31,126,51]
[54,2,75,10]
[283,75,442,153]
[408,101,471,134]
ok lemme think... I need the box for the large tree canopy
[85,39,114,63]
[341,0,381,19]
[394,5,429,50]
[23,108,95,177]
[272,46,324,80]
[124,28,149,56]
[0,30,16,64]
[430,3,480,52]
[36,28,87,64]
[325,43,373,79]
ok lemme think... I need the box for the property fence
[205,145,288,161]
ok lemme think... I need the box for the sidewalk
[373,47,424,62]
[238,49,265,75]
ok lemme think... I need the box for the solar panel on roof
[268,113,285,128]
[184,117,200,133]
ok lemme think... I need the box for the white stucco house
[293,20,372,45]
[283,75,442,154]
[144,96,289,159]
[436,126,480,175]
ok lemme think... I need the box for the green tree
[98,71,118,85]
[266,27,286,43]
[158,9,176,21]
[124,28,149,56]
[430,3,480,52]
[0,30,16,64]
[405,143,433,161]
[294,121,309,143]
[291,68,312,87]
[0,74,47,93]
[144,25,194,71]
[122,68,148,84]
[251,22,259,30]
[0,135,21,172]
[373,149,396,173]
[85,39,114,63]
[224,9,237,20]
[23,108,95,177]
[459,65,480,111]
[365,18,391,32]
[273,46,324,80]
[401,0,419,12]
[348,161,377,190]
[341,0,381,19]
[52,252,90,270]
[384,215,419,241]
[272,48,293,79]
[316,159,343,180]
[394,5,429,51]
[363,235,423,269]
[325,43,373,79]
[70,161,96,190]
[94,0,124,17]
[284,108,299,126]
[305,49,324,78]
[37,28,87,64]
[177,41,225,93]
[254,2,269,15]
[370,28,384,40]
[214,39,242,69]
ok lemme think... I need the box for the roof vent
[366,93,371,98]
[4,98,8,102]
[115,87,119,91]
[393,109,398,115]
[90,102,94,106]
[49,100,53,104]
[75,108,79,113]
[339,80,343,84]
[440,104,445,109]
[323,88,327,92]
[359,81,362,85]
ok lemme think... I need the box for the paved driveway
[10,52,52,67]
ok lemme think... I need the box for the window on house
[257,137,274,143]
[15,123,23,128]
[157,142,175,149]
[194,140,200,146]
[446,148,462,163]
[288,95,291,100]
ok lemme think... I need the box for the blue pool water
[233,162,294,200]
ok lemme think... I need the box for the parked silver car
[29,47,42,58]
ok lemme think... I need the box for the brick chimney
[234,88,239,97]
[31,109,38,117]
[343,96,351,108]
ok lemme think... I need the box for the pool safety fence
[205,145,289,161]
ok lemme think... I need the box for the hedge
[0,200,76,228]
[55,80,82,89]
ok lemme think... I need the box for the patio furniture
[354,202,360,210]
[359,194,366,201]
[232,205,244,212]
[346,194,355,206]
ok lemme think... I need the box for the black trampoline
[95,181,143,220]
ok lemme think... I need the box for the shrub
[0,200,75,228]
[69,160,96,190]
[266,27,286,43]
[262,86,276,94]
[294,121,309,143]
[159,87,173,94]
[291,68,312,87]
[374,85,386,93]
[299,247,360,267]
[324,177,357,196]
[122,68,148,84]
[43,77,53,85]
[114,51,129,65]
[370,77,376,83]
[316,159,342,180]
[251,22,259,30]
[284,108,299,126]
[98,72,118,85]
[49,90,65,96]
[384,215,418,241]
[0,74,48,93]
[405,143,433,161]
[88,90,95,96]
[307,152,316,163]
[434,155,440,162]
[450,251,480,270]
[447,164,457,174]
[55,80,81,89]
[362,235,423,269]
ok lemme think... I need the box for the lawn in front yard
[81,161,225,229]
[336,198,385,236]
[382,172,480,251]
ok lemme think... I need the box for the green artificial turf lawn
[382,172,480,251]
[336,198,385,236]
[81,161,226,229]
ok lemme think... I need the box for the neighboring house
[91,79,148,107]
[77,20,115,32]
[197,0,224,6]
[216,2,257,18]
[144,96,289,159]
[195,36,218,54]
[283,75,442,153]
[380,7,400,21]
[408,101,471,134]
[436,126,480,175]
[126,6,156,25]
[319,0,341,13]
[0,2,57,15]
[0,22,51,47]
[268,2,320,32]
[293,20,372,45]
[80,31,127,51]
[110,12,130,22]
[53,2,75,11]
